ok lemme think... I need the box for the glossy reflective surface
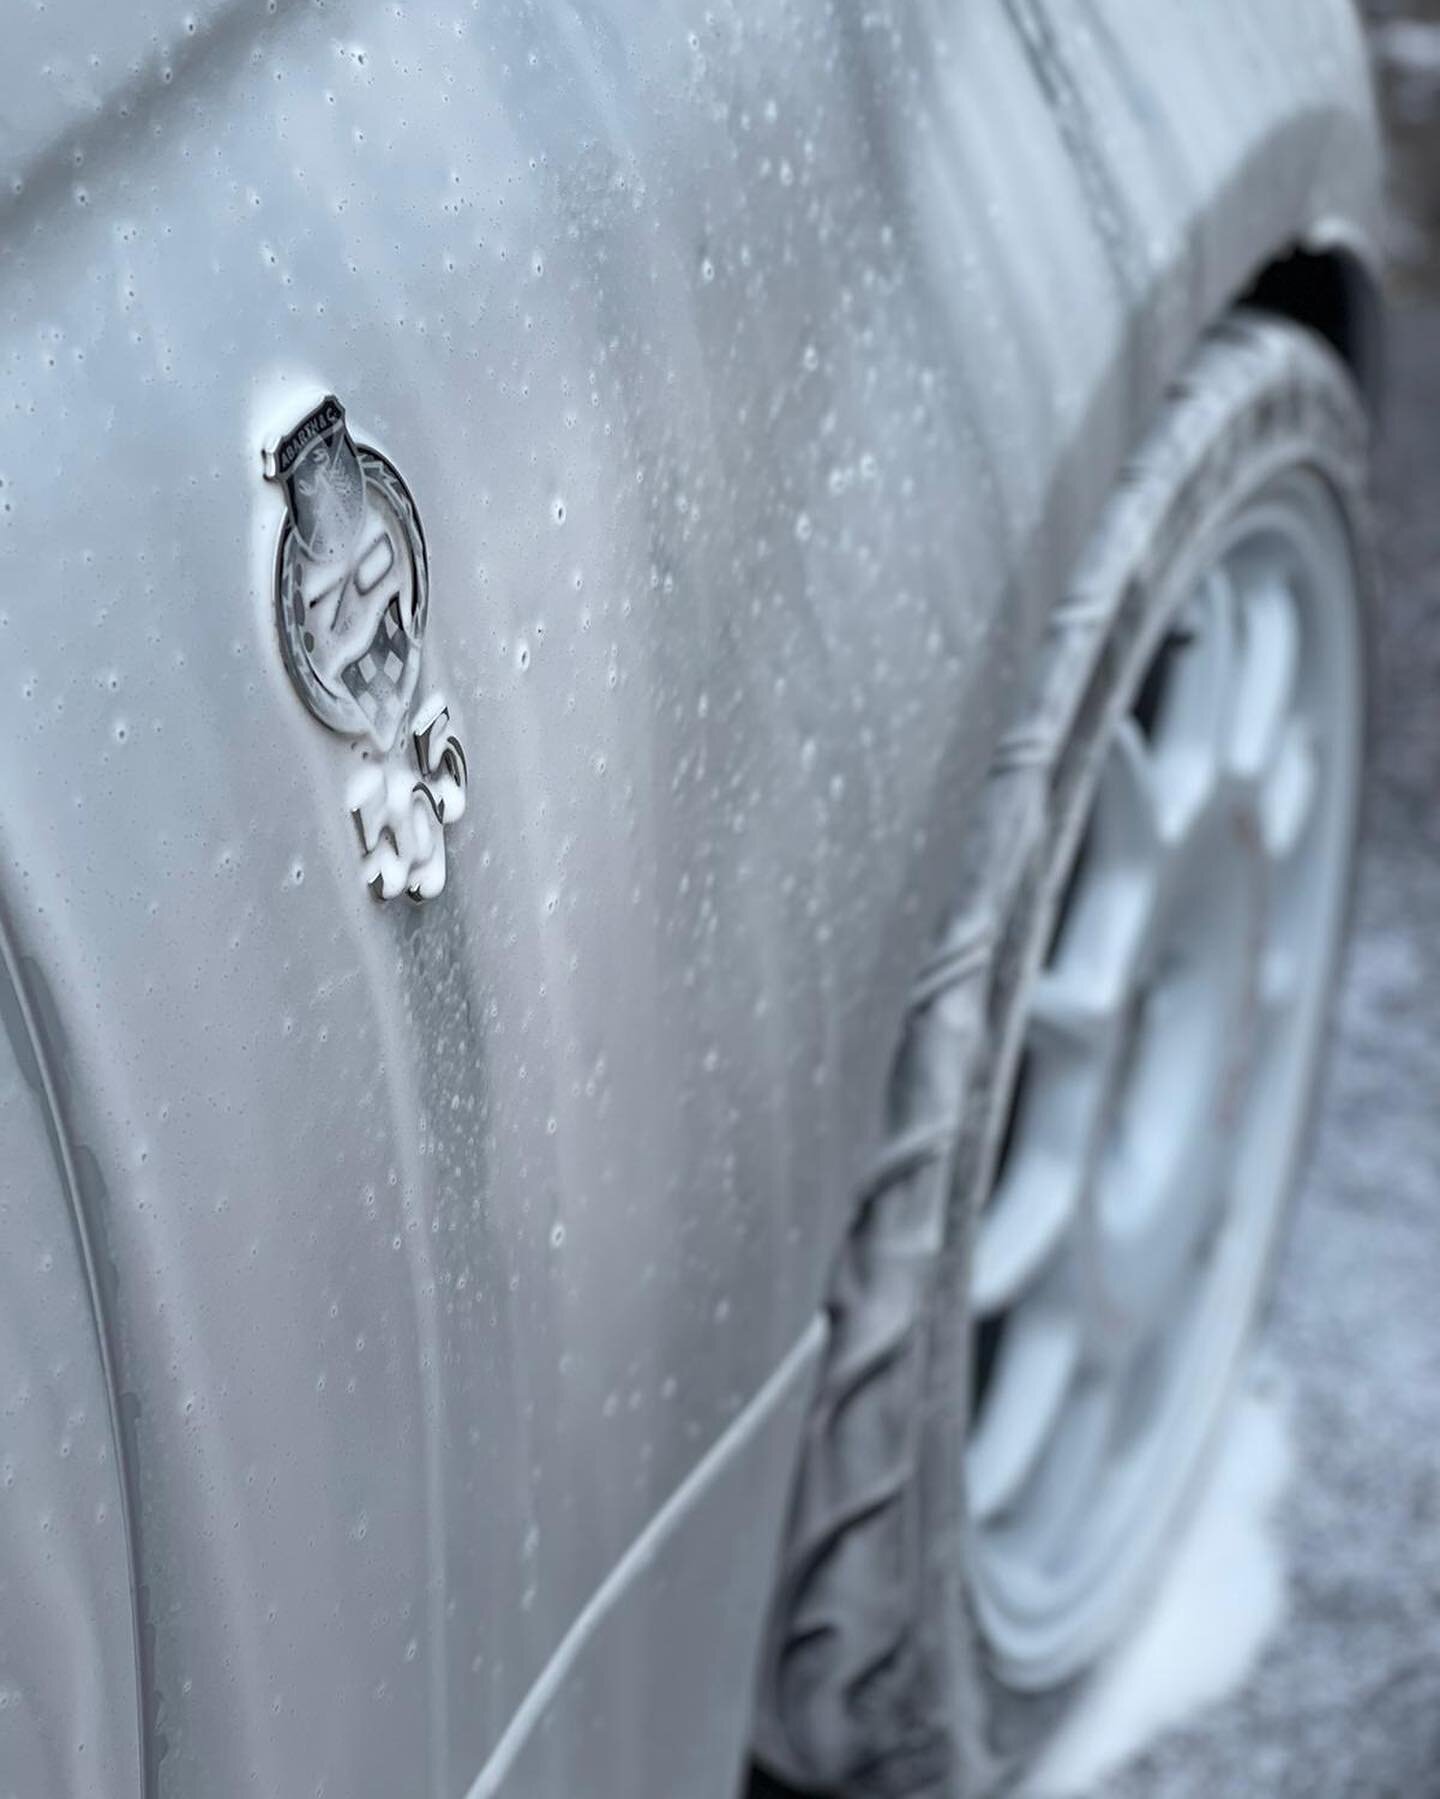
[0,3,1379,1794]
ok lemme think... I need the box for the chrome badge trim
[263,396,466,901]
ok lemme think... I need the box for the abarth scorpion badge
[264,395,467,901]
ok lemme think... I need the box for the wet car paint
[0,3,1379,1795]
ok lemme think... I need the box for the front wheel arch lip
[1242,226,1387,418]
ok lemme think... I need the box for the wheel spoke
[1028,962,1123,1052]
[1095,1099,1224,1337]
[1106,1338,1168,1460]
[1096,718,1163,861]
[967,1305,1082,1523]
[1196,564,1242,751]
[1152,569,1239,813]
[1032,850,1154,1056]
[973,1148,1082,1316]
[1230,575,1300,782]
[1259,718,1318,859]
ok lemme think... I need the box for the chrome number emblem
[263,396,467,901]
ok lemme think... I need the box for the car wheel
[753,312,1373,1796]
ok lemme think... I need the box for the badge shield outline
[265,395,430,754]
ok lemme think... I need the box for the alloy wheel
[965,469,1364,1687]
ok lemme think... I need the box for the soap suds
[1024,1363,1292,1797]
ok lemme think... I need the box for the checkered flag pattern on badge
[341,582,422,753]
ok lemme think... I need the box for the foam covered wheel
[752,314,1373,1797]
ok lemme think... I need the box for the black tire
[752,313,1374,1797]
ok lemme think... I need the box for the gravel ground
[1098,18,1440,1795]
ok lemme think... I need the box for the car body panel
[0,949,142,1798]
[469,1317,824,1799]
[0,3,1378,1795]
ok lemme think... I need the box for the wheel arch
[1240,236,1386,417]
[754,310,1376,1797]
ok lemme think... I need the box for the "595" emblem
[348,696,468,901]
[263,395,467,902]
